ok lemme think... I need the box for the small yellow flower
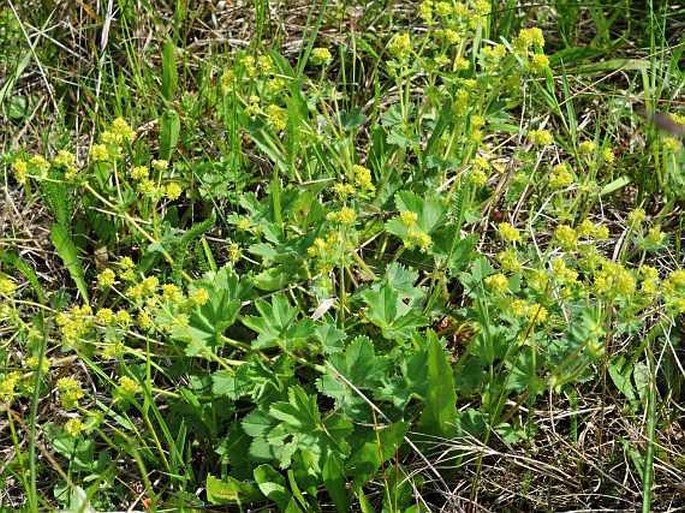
[602,147,615,164]
[663,136,681,152]
[455,56,470,71]
[554,225,578,250]
[97,268,116,289]
[64,417,84,437]
[549,163,574,188]
[116,310,131,327]
[90,144,109,162]
[399,210,418,226]
[53,150,76,168]
[485,273,509,294]
[111,117,135,142]
[528,129,554,146]
[0,276,17,296]
[529,53,550,74]
[644,226,665,247]
[0,372,21,403]
[162,284,183,304]
[95,308,115,325]
[352,164,375,193]
[327,206,357,225]
[388,32,411,58]
[257,54,273,73]
[333,182,355,198]
[56,376,84,409]
[469,168,488,187]
[141,276,159,296]
[118,376,140,396]
[165,182,183,200]
[228,242,242,264]
[137,310,153,331]
[578,140,596,155]
[497,222,521,243]
[130,165,148,181]
[497,249,522,273]
[311,47,333,65]
[481,44,507,64]
[29,155,50,176]
[627,208,646,228]
[265,104,288,132]
[12,159,28,184]
[151,159,169,172]
[190,287,209,306]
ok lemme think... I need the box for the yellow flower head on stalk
[529,53,550,74]
[579,140,596,155]
[53,150,76,168]
[352,164,376,193]
[514,27,545,53]
[130,165,148,181]
[485,273,509,294]
[64,417,85,437]
[528,128,554,146]
[111,117,135,143]
[190,287,209,306]
[118,376,141,396]
[549,163,574,189]
[554,225,578,250]
[90,144,109,162]
[0,275,17,296]
[165,182,183,200]
[311,47,333,65]
[497,248,522,273]
[265,104,288,132]
[388,33,411,59]
[497,222,521,243]
[12,159,28,184]
[97,268,116,289]
[627,208,646,228]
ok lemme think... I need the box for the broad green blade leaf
[161,39,177,101]
[50,223,89,302]
[418,332,457,438]
[206,474,262,505]
[323,452,349,513]
[254,464,289,511]
[159,108,180,160]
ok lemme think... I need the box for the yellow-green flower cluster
[577,219,609,241]
[514,27,545,53]
[326,207,357,225]
[509,299,548,325]
[554,224,578,250]
[549,163,574,189]
[395,210,432,252]
[513,27,548,74]
[117,375,141,397]
[593,261,636,299]
[352,165,376,194]
[190,287,210,307]
[56,304,94,345]
[265,104,287,132]
[130,165,148,181]
[126,275,159,301]
[56,376,85,409]
[97,268,116,289]
[90,144,109,162]
[64,417,85,437]
[485,273,509,294]
[165,182,183,201]
[12,159,28,184]
[551,257,578,286]
[497,248,522,273]
[0,372,21,403]
[578,140,596,155]
[528,128,554,146]
[311,47,333,65]
[497,222,522,243]
[0,275,17,296]
[388,33,412,59]
[162,283,184,304]
[118,256,137,282]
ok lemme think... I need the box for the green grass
[1,1,684,511]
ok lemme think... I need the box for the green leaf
[347,422,407,485]
[360,283,427,341]
[242,294,314,350]
[172,266,248,357]
[161,39,177,102]
[394,191,447,233]
[323,452,349,513]
[50,223,89,302]
[205,474,262,505]
[159,108,180,160]
[418,332,457,438]
[254,464,289,511]
[329,336,388,389]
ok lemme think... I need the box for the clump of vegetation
[1,1,684,511]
